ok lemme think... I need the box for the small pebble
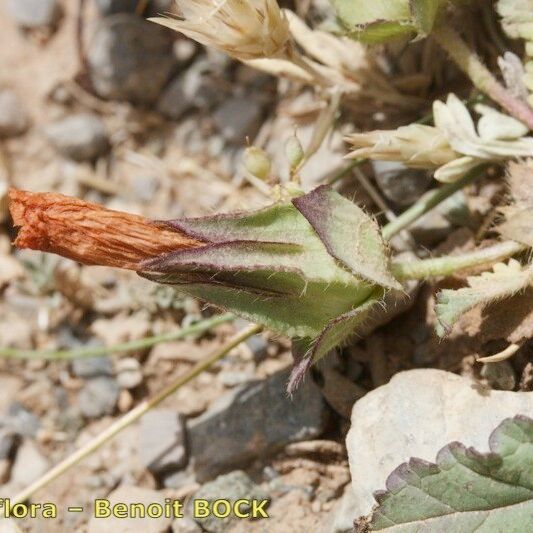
[138,409,187,475]
[372,160,431,207]
[481,361,516,391]
[72,355,113,379]
[78,377,120,418]
[213,97,263,144]
[116,358,143,389]
[87,14,175,105]
[10,440,50,486]
[5,403,40,438]
[45,113,109,161]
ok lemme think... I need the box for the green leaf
[332,0,410,27]
[436,260,533,336]
[346,21,416,44]
[409,0,440,35]
[287,291,384,393]
[365,415,533,532]
[293,185,401,290]
[332,0,449,42]
[332,0,415,43]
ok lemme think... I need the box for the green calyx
[140,185,401,385]
[332,0,452,43]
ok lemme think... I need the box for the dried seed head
[9,189,202,270]
[151,0,292,61]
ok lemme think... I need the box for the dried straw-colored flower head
[151,0,292,61]
[345,124,458,169]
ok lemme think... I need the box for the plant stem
[433,25,533,130]
[392,240,525,280]
[328,159,365,184]
[381,165,487,241]
[6,323,262,508]
[0,313,234,360]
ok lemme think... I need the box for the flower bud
[10,186,401,391]
[285,134,304,171]
[243,146,271,180]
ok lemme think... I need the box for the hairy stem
[6,323,262,508]
[0,313,234,360]
[433,25,533,130]
[392,240,525,280]
[381,165,487,240]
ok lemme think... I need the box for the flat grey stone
[138,409,187,475]
[5,403,40,438]
[88,14,176,105]
[157,60,226,119]
[78,376,119,418]
[72,355,113,378]
[45,113,109,161]
[188,368,329,481]
[213,97,262,144]
[156,74,189,120]
[372,160,431,207]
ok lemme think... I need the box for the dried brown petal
[9,189,202,270]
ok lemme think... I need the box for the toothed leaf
[436,260,533,336]
[366,416,533,531]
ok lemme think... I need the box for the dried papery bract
[151,0,292,61]
[9,189,202,270]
